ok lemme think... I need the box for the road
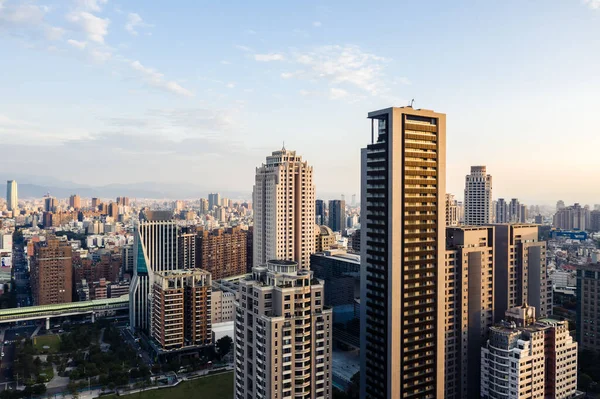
[0,325,37,391]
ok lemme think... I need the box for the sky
[1,0,600,204]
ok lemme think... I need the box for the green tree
[216,336,233,358]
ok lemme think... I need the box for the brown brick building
[196,227,248,280]
[31,236,73,305]
[73,250,121,283]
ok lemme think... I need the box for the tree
[216,336,233,358]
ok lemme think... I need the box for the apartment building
[196,227,248,280]
[31,235,73,305]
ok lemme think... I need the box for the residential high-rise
[508,198,521,222]
[91,197,100,209]
[315,225,336,252]
[208,193,221,210]
[315,199,326,225]
[576,262,600,351]
[253,148,315,269]
[179,226,197,269]
[464,166,492,225]
[360,106,446,398]
[494,224,551,320]
[495,198,508,223]
[130,210,178,332]
[196,227,248,280]
[444,226,495,399]
[445,193,459,226]
[553,203,589,231]
[151,269,212,351]
[69,194,81,210]
[44,196,57,212]
[328,199,346,232]
[6,180,17,212]
[199,198,209,214]
[233,260,333,399]
[31,236,73,305]
[557,200,565,211]
[481,305,578,399]
[108,201,119,219]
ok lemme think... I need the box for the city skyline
[2,0,600,203]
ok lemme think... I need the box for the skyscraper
[208,193,221,210]
[509,198,521,222]
[44,196,57,212]
[253,148,315,269]
[495,198,508,223]
[328,199,345,232]
[360,106,446,398]
[464,165,492,225]
[129,210,178,332]
[6,180,17,212]
[31,236,73,305]
[69,194,81,210]
[196,227,248,279]
[445,193,459,226]
[315,199,326,225]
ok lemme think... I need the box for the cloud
[67,38,87,49]
[0,3,45,25]
[329,87,348,100]
[45,26,65,40]
[313,21,322,27]
[254,53,285,62]
[66,11,109,43]
[584,0,600,8]
[0,1,64,40]
[125,12,151,35]
[90,49,111,62]
[75,0,108,12]
[226,82,235,89]
[281,72,295,79]
[130,60,194,97]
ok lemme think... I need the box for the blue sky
[1,0,599,203]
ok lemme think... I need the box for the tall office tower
[151,269,212,350]
[315,225,336,252]
[129,210,178,332]
[233,260,333,399]
[178,226,197,269]
[464,166,492,225]
[508,198,521,222]
[121,244,134,278]
[444,226,495,399]
[91,197,100,209]
[69,194,81,210]
[481,305,578,399]
[553,203,589,230]
[253,148,315,269]
[196,227,248,280]
[495,198,508,223]
[44,196,57,212]
[445,193,460,226]
[315,199,326,225]
[576,262,600,350]
[208,193,221,210]
[360,107,446,398]
[199,198,209,214]
[116,196,130,206]
[30,236,73,305]
[328,199,346,232]
[6,180,17,212]
[520,203,527,222]
[108,202,119,219]
[556,200,565,211]
[494,224,550,321]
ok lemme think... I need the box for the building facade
[151,269,212,351]
[576,263,600,351]
[69,194,81,210]
[129,210,179,332]
[178,226,197,269]
[554,203,590,231]
[328,199,346,232]
[6,180,17,212]
[311,249,359,308]
[464,166,493,226]
[31,236,73,305]
[253,148,315,269]
[234,260,332,399]
[315,225,336,253]
[445,193,460,227]
[360,107,446,398]
[444,226,495,399]
[496,198,508,223]
[316,199,326,225]
[196,227,248,280]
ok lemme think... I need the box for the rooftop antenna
[282,141,286,151]
[410,99,415,108]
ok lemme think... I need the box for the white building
[253,148,315,269]
[481,305,578,399]
[234,260,332,399]
[445,193,460,226]
[6,180,17,212]
[464,165,493,225]
[211,289,236,323]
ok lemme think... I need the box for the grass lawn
[107,372,233,399]
[33,334,61,353]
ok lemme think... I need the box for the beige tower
[233,260,333,399]
[360,107,446,399]
[253,148,315,269]
[464,165,493,225]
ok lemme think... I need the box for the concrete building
[310,249,359,308]
[208,193,221,210]
[315,225,336,253]
[69,194,81,210]
[253,148,315,269]
[481,305,578,399]
[553,203,589,231]
[151,269,212,351]
[178,226,197,269]
[494,224,551,321]
[31,236,73,305]
[211,289,236,323]
[130,210,179,332]
[315,199,326,225]
[91,197,100,209]
[361,107,446,398]
[6,180,17,212]
[575,263,600,351]
[199,198,209,214]
[196,227,248,280]
[445,193,460,227]
[464,166,493,226]
[44,196,57,212]
[233,260,333,399]
[444,226,495,399]
[496,198,508,223]
[328,199,346,232]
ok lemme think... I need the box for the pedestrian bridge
[0,295,129,328]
